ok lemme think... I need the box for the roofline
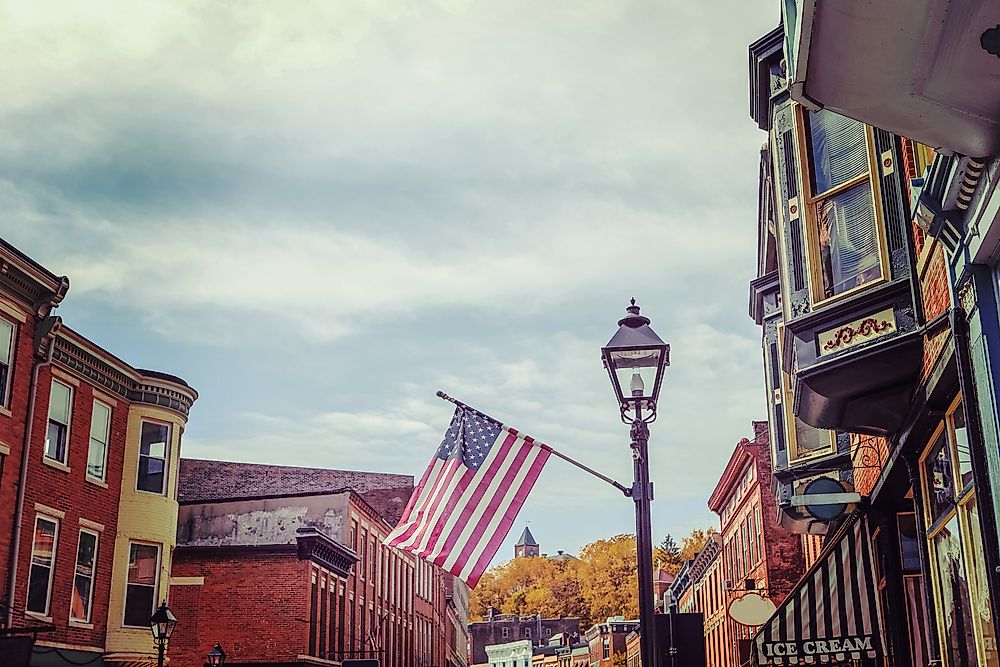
[179,457,414,484]
[707,440,755,512]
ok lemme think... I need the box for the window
[0,318,13,407]
[27,516,58,615]
[71,530,98,622]
[501,626,510,639]
[136,420,170,494]
[798,108,884,302]
[776,324,836,462]
[45,380,72,464]
[603,638,611,659]
[124,542,159,627]
[523,627,531,639]
[920,400,998,667]
[87,401,111,481]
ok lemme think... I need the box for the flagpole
[435,391,632,497]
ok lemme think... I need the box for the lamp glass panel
[612,365,658,400]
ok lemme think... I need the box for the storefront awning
[753,512,886,665]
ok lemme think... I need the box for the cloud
[0,0,781,559]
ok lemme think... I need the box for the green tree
[655,533,682,574]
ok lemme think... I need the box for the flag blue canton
[436,407,503,470]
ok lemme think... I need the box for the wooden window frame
[792,106,891,308]
[123,541,161,628]
[136,418,172,496]
[87,399,112,483]
[45,380,73,465]
[776,323,837,463]
[26,514,59,618]
[0,317,15,410]
[70,528,99,623]
[918,396,995,667]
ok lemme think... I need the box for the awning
[753,512,886,665]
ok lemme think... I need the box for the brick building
[666,535,728,667]
[707,423,806,666]
[169,459,464,667]
[469,610,581,667]
[0,239,199,667]
[444,572,470,667]
[584,617,639,667]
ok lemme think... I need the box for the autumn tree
[679,529,714,562]
[576,534,639,624]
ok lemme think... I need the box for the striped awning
[754,512,886,665]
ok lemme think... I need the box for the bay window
[27,516,58,615]
[798,108,886,303]
[776,324,835,462]
[124,542,159,627]
[137,420,170,494]
[45,380,72,464]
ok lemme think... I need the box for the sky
[1,0,780,566]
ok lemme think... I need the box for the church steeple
[514,525,539,558]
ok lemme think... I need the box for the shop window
[124,542,159,627]
[921,399,998,667]
[45,380,72,464]
[136,421,170,494]
[0,318,13,408]
[798,108,886,303]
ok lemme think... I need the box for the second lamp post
[602,299,669,667]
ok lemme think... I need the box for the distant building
[514,526,539,558]
[485,639,533,667]
[625,630,641,667]
[167,460,461,667]
[469,609,581,667]
[707,423,807,667]
[666,535,728,667]
[584,616,639,667]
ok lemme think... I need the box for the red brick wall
[170,551,310,666]
[0,310,36,610]
[10,365,130,653]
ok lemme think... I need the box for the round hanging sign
[728,592,777,626]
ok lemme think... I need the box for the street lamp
[207,643,227,666]
[150,602,177,667]
[602,298,669,667]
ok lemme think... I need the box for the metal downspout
[5,316,59,628]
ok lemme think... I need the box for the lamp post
[150,602,177,667]
[602,299,669,667]
[207,643,227,666]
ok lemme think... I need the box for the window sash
[136,421,170,494]
[71,530,98,622]
[124,542,159,627]
[27,516,58,615]
[88,401,111,480]
[794,107,887,307]
[45,381,73,463]
[0,319,12,407]
[776,324,836,462]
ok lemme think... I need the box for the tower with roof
[514,525,540,558]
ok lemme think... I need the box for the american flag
[384,406,550,587]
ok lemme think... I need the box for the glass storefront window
[921,399,998,667]
[932,515,979,667]
[925,430,956,522]
[963,496,999,666]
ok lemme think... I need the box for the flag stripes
[384,408,550,588]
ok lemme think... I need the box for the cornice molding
[0,241,69,318]
[51,331,197,418]
[296,528,358,578]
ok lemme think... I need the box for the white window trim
[87,399,112,483]
[70,528,99,623]
[135,418,171,496]
[26,514,60,618]
[123,541,161,628]
[0,317,15,411]
[45,379,73,466]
